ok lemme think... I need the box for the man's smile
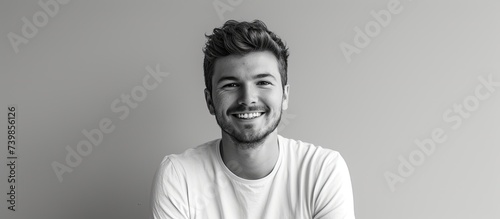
[232,112,265,120]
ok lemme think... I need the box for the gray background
[1,0,499,218]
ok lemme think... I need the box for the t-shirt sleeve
[150,156,190,219]
[313,152,355,219]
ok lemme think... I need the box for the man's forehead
[213,51,280,81]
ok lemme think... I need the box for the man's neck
[220,132,280,180]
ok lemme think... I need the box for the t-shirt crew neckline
[214,135,284,186]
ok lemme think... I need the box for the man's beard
[214,105,282,150]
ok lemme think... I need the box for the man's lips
[231,112,265,119]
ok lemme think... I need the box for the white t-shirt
[150,135,355,219]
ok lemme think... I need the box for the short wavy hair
[203,20,289,93]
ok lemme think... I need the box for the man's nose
[238,84,258,106]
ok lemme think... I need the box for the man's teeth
[236,112,263,119]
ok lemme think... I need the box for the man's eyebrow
[254,73,276,80]
[217,76,239,84]
[216,73,277,84]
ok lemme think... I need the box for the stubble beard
[215,106,282,150]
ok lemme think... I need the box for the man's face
[205,51,289,146]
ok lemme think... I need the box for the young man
[151,20,355,219]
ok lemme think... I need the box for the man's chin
[232,132,263,143]
[225,130,266,147]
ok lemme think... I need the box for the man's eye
[223,83,238,88]
[257,81,272,85]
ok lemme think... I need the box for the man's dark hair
[203,20,289,93]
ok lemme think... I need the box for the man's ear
[204,88,215,115]
[282,84,290,110]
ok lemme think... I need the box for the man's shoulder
[280,135,342,162]
[279,135,351,193]
[280,136,355,219]
[172,139,218,158]
[159,139,219,171]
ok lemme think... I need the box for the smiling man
[151,20,355,219]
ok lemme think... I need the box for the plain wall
[1,0,499,218]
